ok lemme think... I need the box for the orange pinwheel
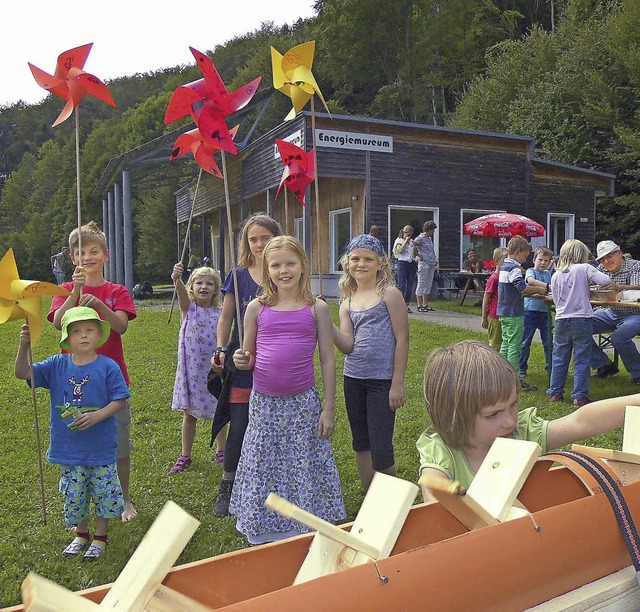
[271,41,330,121]
[275,139,315,207]
[28,43,116,127]
[0,249,71,346]
[164,47,261,155]
[170,125,239,177]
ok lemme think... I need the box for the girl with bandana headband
[333,234,409,491]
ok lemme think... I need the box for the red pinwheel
[170,125,239,177]
[275,139,315,207]
[164,47,261,155]
[28,43,116,127]
[464,213,545,239]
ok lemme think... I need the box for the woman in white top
[393,225,417,312]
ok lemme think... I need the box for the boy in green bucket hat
[15,306,130,561]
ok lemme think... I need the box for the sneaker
[215,450,224,465]
[519,379,537,392]
[83,541,105,562]
[213,478,234,516]
[406,306,413,313]
[63,536,88,557]
[573,397,592,407]
[596,363,619,378]
[549,394,564,402]
[170,455,192,473]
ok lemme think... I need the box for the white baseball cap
[596,240,621,261]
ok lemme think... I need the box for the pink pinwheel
[164,47,261,155]
[170,125,239,177]
[275,139,315,207]
[28,43,116,127]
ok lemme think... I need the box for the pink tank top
[253,305,317,397]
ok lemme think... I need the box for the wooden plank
[467,438,541,522]
[571,444,640,465]
[526,565,639,611]
[265,494,380,559]
[418,476,498,530]
[144,586,209,612]
[623,406,640,455]
[293,473,418,585]
[22,573,100,612]
[99,500,199,611]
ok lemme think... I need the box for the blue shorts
[59,463,124,528]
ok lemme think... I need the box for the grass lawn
[0,297,635,607]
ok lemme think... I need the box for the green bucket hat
[60,306,110,350]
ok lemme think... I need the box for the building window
[294,216,305,247]
[211,235,221,273]
[330,208,352,273]
[389,206,439,260]
[547,214,575,255]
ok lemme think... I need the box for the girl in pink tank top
[230,236,344,545]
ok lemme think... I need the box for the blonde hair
[186,267,221,307]
[69,221,107,253]
[259,236,315,306]
[506,235,531,256]
[237,214,282,268]
[399,225,414,237]
[492,247,508,262]
[338,249,394,299]
[423,341,520,449]
[556,239,589,272]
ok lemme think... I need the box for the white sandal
[63,537,88,557]
[83,542,105,561]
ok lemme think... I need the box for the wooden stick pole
[310,97,323,296]
[284,187,290,235]
[167,168,204,324]
[221,152,244,349]
[28,338,47,525]
[74,107,83,298]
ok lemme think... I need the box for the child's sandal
[83,541,105,561]
[63,535,89,557]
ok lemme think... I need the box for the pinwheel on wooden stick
[164,48,262,343]
[271,41,329,294]
[271,41,330,121]
[28,43,116,264]
[0,249,72,524]
[165,125,239,322]
[165,47,261,156]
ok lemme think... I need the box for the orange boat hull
[5,463,639,611]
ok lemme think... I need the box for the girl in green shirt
[417,340,640,501]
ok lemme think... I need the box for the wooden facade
[175,113,614,297]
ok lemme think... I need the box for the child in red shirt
[481,247,508,351]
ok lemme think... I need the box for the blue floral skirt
[230,387,345,543]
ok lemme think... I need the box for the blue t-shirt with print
[30,354,130,466]
[524,268,551,312]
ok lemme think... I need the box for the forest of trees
[1,0,638,281]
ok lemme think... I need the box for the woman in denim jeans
[393,225,417,312]
[547,240,611,407]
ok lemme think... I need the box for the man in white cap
[591,240,640,383]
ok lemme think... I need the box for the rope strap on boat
[554,450,640,586]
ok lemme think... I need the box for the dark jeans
[396,260,417,304]
[223,402,249,473]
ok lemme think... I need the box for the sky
[3,1,317,107]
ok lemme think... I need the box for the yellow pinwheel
[271,41,330,120]
[0,248,71,346]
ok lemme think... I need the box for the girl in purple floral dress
[231,236,345,545]
[170,262,223,473]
